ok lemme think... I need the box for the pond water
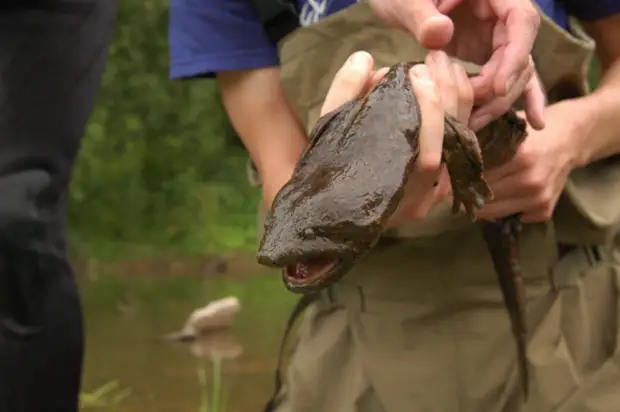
[79,261,297,412]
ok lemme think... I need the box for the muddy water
[79,267,298,412]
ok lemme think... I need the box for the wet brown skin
[472,108,529,400]
[256,61,529,399]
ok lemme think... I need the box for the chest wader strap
[249,0,300,52]
[262,292,320,412]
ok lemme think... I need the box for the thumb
[321,51,374,115]
[386,0,454,49]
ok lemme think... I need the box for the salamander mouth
[283,257,340,289]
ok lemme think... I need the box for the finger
[477,197,530,220]
[401,170,443,220]
[469,56,533,130]
[453,63,474,123]
[437,163,450,192]
[396,0,455,49]
[522,72,546,130]
[410,64,445,172]
[469,48,502,104]
[404,191,438,219]
[489,0,540,96]
[370,66,390,87]
[470,55,533,127]
[481,149,524,184]
[471,0,494,19]
[322,51,374,116]
[436,0,463,14]
[387,172,434,226]
[426,51,459,118]
[434,165,452,200]
[485,170,540,200]
[482,159,520,185]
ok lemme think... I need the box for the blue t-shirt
[169,0,620,80]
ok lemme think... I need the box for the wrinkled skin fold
[256,61,529,399]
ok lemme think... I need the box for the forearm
[216,68,307,181]
[568,16,620,167]
[569,59,620,167]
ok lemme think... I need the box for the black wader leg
[0,2,117,411]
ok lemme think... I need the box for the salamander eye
[303,228,316,239]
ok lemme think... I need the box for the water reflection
[185,330,244,361]
[79,271,296,412]
[180,330,245,412]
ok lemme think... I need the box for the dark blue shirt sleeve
[564,0,620,21]
[169,0,280,79]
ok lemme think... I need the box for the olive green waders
[257,3,620,411]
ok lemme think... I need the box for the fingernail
[348,52,368,70]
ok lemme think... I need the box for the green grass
[198,358,227,412]
[81,352,231,412]
[80,381,132,411]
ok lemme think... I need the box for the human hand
[260,52,388,211]
[320,50,475,225]
[389,51,478,225]
[475,101,583,223]
[368,0,546,131]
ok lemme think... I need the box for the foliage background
[67,0,260,260]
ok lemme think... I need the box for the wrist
[255,142,306,209]
[259,157,298,188]
[561,97,599,169]
[254,139,306,182]
[259,161,297,210]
